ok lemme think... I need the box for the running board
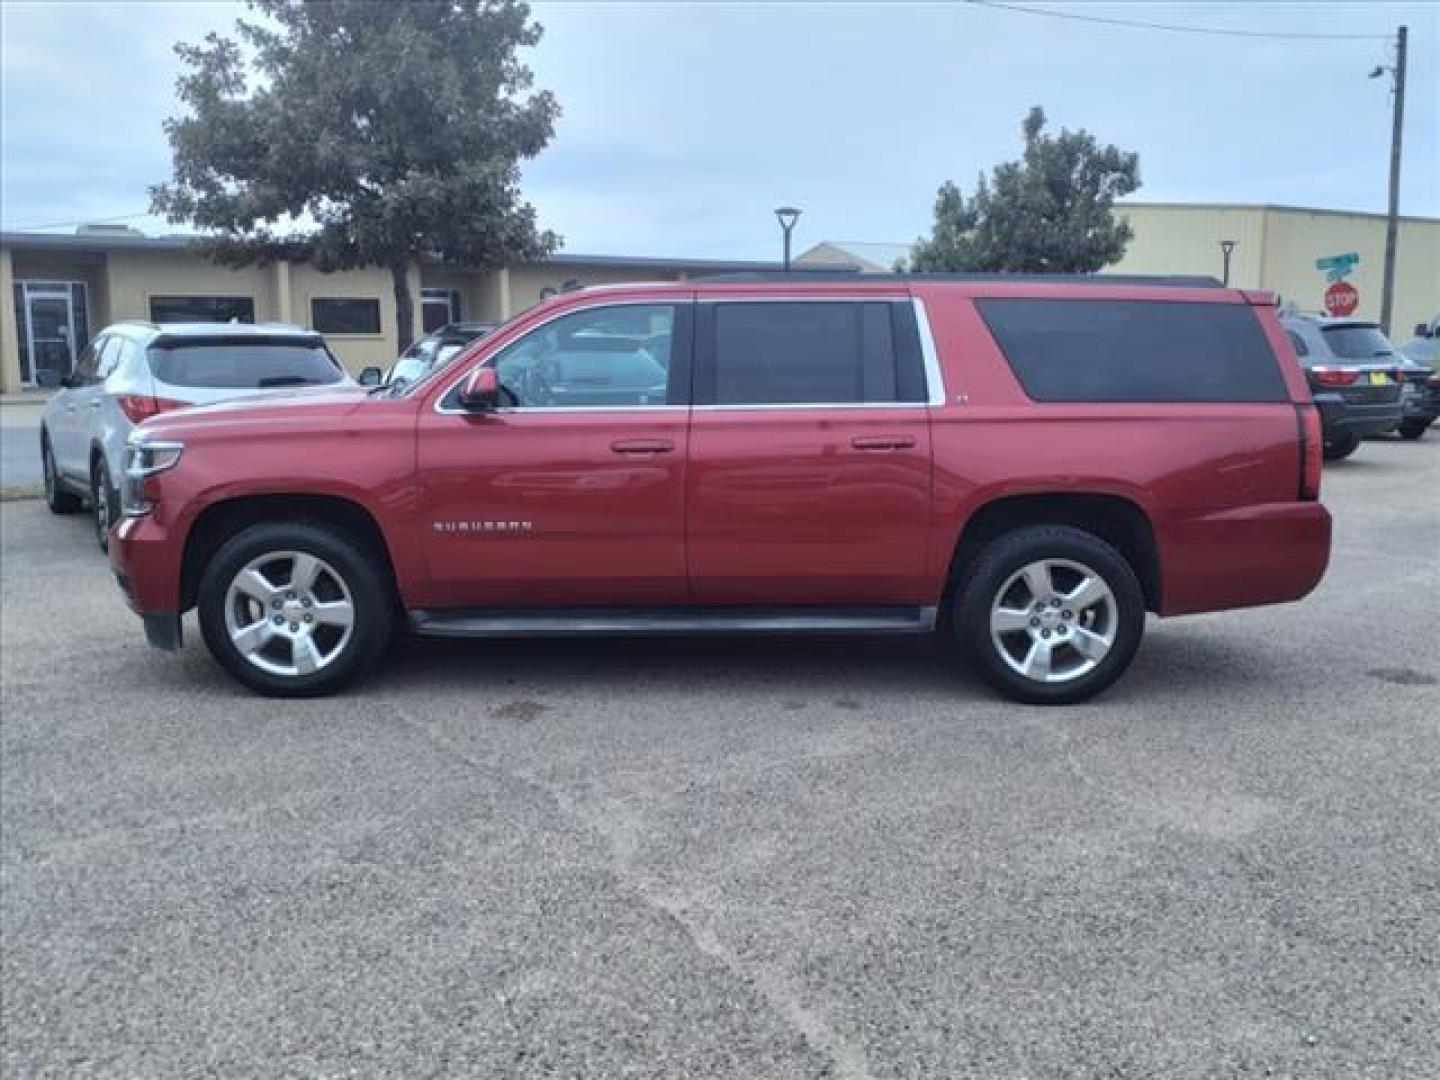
[408,605,938,639]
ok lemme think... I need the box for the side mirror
[457,366,500,411]
[358,366,384,387]
[1416,323,1432,339]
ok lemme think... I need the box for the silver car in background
[41,322,354,550]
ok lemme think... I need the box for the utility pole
[1379,25,1407,335]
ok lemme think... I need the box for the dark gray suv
[1281,314,1404,460]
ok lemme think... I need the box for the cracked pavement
[3,435,1438,1078]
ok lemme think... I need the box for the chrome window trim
[448,405,689,416]
[432,294,947,415]
[911,296,947,407]
[692,402,928,412]
[702,295,910,304]
[433,298,688,416]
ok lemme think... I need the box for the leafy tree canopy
[908,107,1140,274]
[151,0,559,347]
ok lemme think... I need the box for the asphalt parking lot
[3,437,1437,1079]
[0,401,44,488]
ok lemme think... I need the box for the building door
[421,288,460,333]
[14,281,88,387]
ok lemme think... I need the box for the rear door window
[976,298,1289,403]
[697,301,926,405]
[147,337,345,388]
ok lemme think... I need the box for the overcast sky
[2,1,1436,260]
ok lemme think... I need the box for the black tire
[1323,432,1360,461]
[41,432,83,514]
[197,521,393,697]
[90,455,119,552]
[953,524,1146,705]
[1397,421,1428,441]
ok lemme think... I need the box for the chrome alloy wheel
[223,551,355,678]
[989,558,1118,684]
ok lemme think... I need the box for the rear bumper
[1313,393,1402,438]
[109,513,185,647]
[1159,502,1332,617]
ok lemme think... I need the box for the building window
[311,297,382,335]
[150,295,256,324]
[421,288,461,333]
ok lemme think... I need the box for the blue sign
[1315,253,1360,282]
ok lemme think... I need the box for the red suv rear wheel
[954,525,1145,705]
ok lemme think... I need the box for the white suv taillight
[121,439,184,517]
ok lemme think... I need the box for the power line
[7,210,154,233]
[966,1,1392,41]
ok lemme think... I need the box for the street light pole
[1219,240,1237,287]
[774,206,801,271]
[1374,25,1407,335]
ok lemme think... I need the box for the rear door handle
[610,438,675,455]
[850,435,917,451]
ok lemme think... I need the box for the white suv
[41,322,353,549]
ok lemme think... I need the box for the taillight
[117,395,187,424]
[1310,366,1359,387]
[1298,404,1322,501]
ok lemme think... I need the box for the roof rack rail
[694,271,1224,287]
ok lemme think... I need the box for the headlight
[121,439,183,517]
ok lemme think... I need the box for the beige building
[0,227,775,392]
[797,202,1439,340]
[1113,203,1438,337]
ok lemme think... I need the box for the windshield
[147,339,345,388]
[1321,324,1397,361]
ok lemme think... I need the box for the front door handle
[610,438,675,455]
[850,435,917,451]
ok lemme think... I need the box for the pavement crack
[386,702,873,1080]
[545,785,875,1080]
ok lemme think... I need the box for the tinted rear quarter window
[148,338,344,388]
[977,298,1289,403]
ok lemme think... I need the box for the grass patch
[1,484,44,502]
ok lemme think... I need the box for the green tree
[151,0,559,349]
[908,107,1139,274]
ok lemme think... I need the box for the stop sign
[1325,280,1359,317]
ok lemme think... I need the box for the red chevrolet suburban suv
[109,275,1331,704]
